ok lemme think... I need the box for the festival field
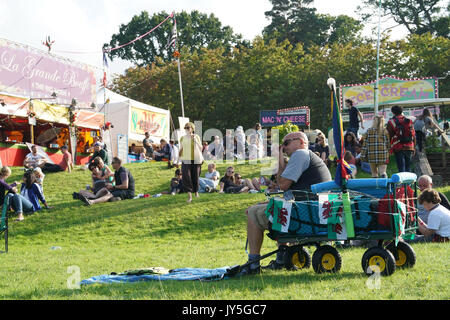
[0,160,449,300]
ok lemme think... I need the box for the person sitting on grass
[314,134,331,166]
[58,145,74,173]
[88,142,109,165]
[32,167,45,192]
[417,189,450,243]
[73,161,113,201]
[218,166,249,194]
[79,157,135,206]
[344,131,358,157]
[198,163,220,193]
[153,139,172,162]
[0,166,20,208]
[0,167,34,222]
[251,175,280,193]
[234,173,260,193]
[15,170,51,221]
[23,145,47,169]
[170,169,183,195]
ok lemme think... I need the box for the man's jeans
[198,178,216,193]
[394,150,414,173]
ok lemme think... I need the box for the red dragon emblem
[277,208,289,226]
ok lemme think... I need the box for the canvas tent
[97,89,171,160]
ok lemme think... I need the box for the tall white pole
[177,57,185,118]
[374,0,382,114]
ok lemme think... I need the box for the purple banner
[0,39,97,108]
[260,110,308,127]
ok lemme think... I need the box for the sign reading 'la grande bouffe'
[0,38,97,108]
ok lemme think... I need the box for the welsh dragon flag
[265,197,292,233]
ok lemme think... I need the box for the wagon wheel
[312,245,342,274]
[284,246,311,271]
[386,241,416,269]
[362,247,396,276]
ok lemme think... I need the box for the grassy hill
[0,159,448,300]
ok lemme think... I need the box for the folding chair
[0,196,9,253]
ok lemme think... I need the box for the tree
[360,0,449,38]
[110,34,450,133]
[263,0,363,48]
[104,10,244,66]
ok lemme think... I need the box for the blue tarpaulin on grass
[80,267,231,285]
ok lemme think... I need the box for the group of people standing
[346,100,444,177]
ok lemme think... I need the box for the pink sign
[0,39,97,108]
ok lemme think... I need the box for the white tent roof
[379,98,450,108]
[96,88,169,115]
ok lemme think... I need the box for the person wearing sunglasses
[241,131,332,275]
[179,122,204,203]
[218,166,249,194]
[78,157,135,206]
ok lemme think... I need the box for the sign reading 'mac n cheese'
[340,75,438,109]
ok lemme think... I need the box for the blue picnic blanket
[80,267,231,285]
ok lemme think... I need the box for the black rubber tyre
[362,247,396,276]
[284,246,311,270]
[312,245,342,274]
[387,241,416,269]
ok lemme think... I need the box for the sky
[0,0,412,77]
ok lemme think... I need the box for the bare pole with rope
[172,13,185,118]
[374,0,382,114]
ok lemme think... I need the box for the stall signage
[0,38,97,108]
[130,106,169,138]
[260,107,309,127]
[117,134,128,164]
[340,76,438,109]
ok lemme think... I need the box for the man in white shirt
[199,163,220,193]
[23,145,47,169]
[417,189,450,242]
[169,140,180,168]
[235,126,246,160]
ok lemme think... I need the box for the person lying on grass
[78,157,135,206]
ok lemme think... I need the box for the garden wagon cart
[230,172,419,277]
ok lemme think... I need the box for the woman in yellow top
[179,122,204,203]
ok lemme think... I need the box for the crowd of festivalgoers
[0,105,448,242]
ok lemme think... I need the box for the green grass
[0,159,449,300]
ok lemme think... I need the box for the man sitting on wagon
[241,131,332,275]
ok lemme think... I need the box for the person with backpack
[387,105,416,173]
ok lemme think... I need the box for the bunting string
[53,12,174,56]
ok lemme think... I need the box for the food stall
[99,88,171,162]
[0,92,104,166]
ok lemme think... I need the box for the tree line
[106,0,450,132]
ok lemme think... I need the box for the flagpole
[177,57,185,118]
[374,0,382,114]
[172,13,185,118]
